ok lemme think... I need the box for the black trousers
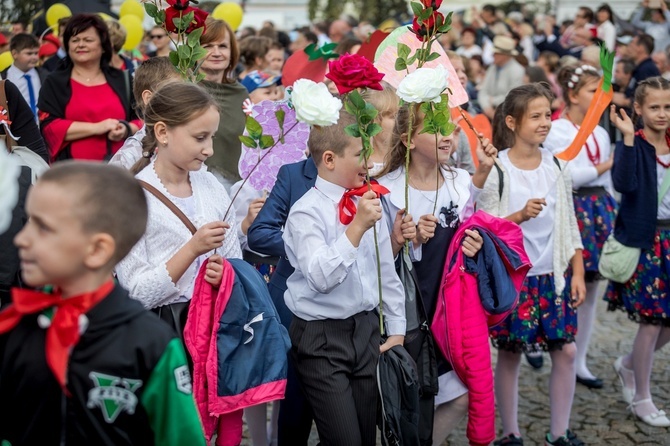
[289,311,380,446]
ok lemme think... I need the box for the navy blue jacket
[629,58,661,98]
[612,137,659,249]
[246,157,317,327]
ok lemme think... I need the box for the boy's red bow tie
[338,180,390,225]
[0,281,114,393]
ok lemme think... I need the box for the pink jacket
[431,211,531,446]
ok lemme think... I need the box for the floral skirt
[491,273,577,352]
[573,189,617,278]
[605,228,670,327]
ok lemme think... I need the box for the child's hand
[520,198,546,222]
[462,229,483,258]
[570,273,586,308]
[610,105,635,137]
[392,209,416,246]
[204,254,224,287]
[188,221,230,257]
[476,135,498,169]
[380,335,405,353]
[352,190,382,231]
[415,214,438,244]
[241,197,267,234]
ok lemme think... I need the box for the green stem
[363,152,385,336]
[433,130,439,216]
[404,105,414,256]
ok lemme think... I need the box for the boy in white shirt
[1,33,45,120]
[283,111,406,445]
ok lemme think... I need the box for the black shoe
[576,374,603,389]
[524,351,544,369]
[567,430,585,446]
[494,434,524,446]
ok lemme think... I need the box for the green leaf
[367,123,383,138]
[144,3,159,18]
[188,27,204,47]
[407,53,418,65]
[420,102,432,115]
[344,124,361,138]
[275,109,286,130]
[395,58,408,72]
[440,121,457,136]
[349,90,366,110]
[419,122,436,134]
[410,2,424,17]
[433,112,448,126]
[246,116,263,140]
[172,17,183,31]
[192,46,208,61]
[182,10,195,27]
[426,52,441,62]
[169,50,180,67]
[239,135,257,148]
[397,43,411,60]
[343,99,358,117]
[156,10,166,24]
[363,102,379,120]
[418,7,433,22]
[195,72,206,82]
[359,114,372,126]
[259,135,275,149]
[178,44,192,60]
[438,23,451,34]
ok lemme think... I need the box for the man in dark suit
[247,157,317,446]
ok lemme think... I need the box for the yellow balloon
[119,15,144,51]
[98,12,114,22]
[46,3,72,28]
[119,0,144,20]
[212,2,244,31]
[0,52,13,72]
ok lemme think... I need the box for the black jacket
[1,79,48,160]
[37,63,137,161]
[0,285,204,445]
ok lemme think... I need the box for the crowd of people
[0,1,669,445]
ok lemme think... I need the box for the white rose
[291,79,343,126]
[397,65,449,104]
[0,143,20,234]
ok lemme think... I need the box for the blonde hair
[362,82,398,120]
[105,19,126,53]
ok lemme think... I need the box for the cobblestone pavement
[241,298,670,445]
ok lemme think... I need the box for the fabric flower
[411,11,445,41]
[239,101,309,191]
[0,146,20,234]
[291,79,343,126]
[396,65,449,104]
[165,0,191,9]
[164,5,208,34]
[325,53,385,95]
[420,0,443,8]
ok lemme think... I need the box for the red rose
[166,0,191,10]
[325,53,385,95]
[420,0,443,8]
[164,5,208,34]
[411,11,444,41]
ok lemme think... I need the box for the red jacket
[431,211,531,446]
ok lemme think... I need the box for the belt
[657,219,670,231]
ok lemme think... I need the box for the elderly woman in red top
[38,14,140,162]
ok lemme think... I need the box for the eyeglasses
[150,34,167,40]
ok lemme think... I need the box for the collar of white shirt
[7,64,37,80]
[314,175,347,204]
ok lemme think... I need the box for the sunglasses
[150,34,167,40]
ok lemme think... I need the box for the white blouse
[115,160,243,309]
[658,154,670,219]
[499,150,556,276]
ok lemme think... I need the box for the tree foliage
[308,0,410,26]
[0,0,42,24]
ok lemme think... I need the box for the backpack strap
[137,180,197,235]
[552,155,562,170]
[494,161,504,200]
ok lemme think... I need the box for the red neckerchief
[565,113,601,165]
[636,129,670,168]
[338,180,390,225]
[0,281,114,394]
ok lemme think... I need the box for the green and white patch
[87,372,143,423]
